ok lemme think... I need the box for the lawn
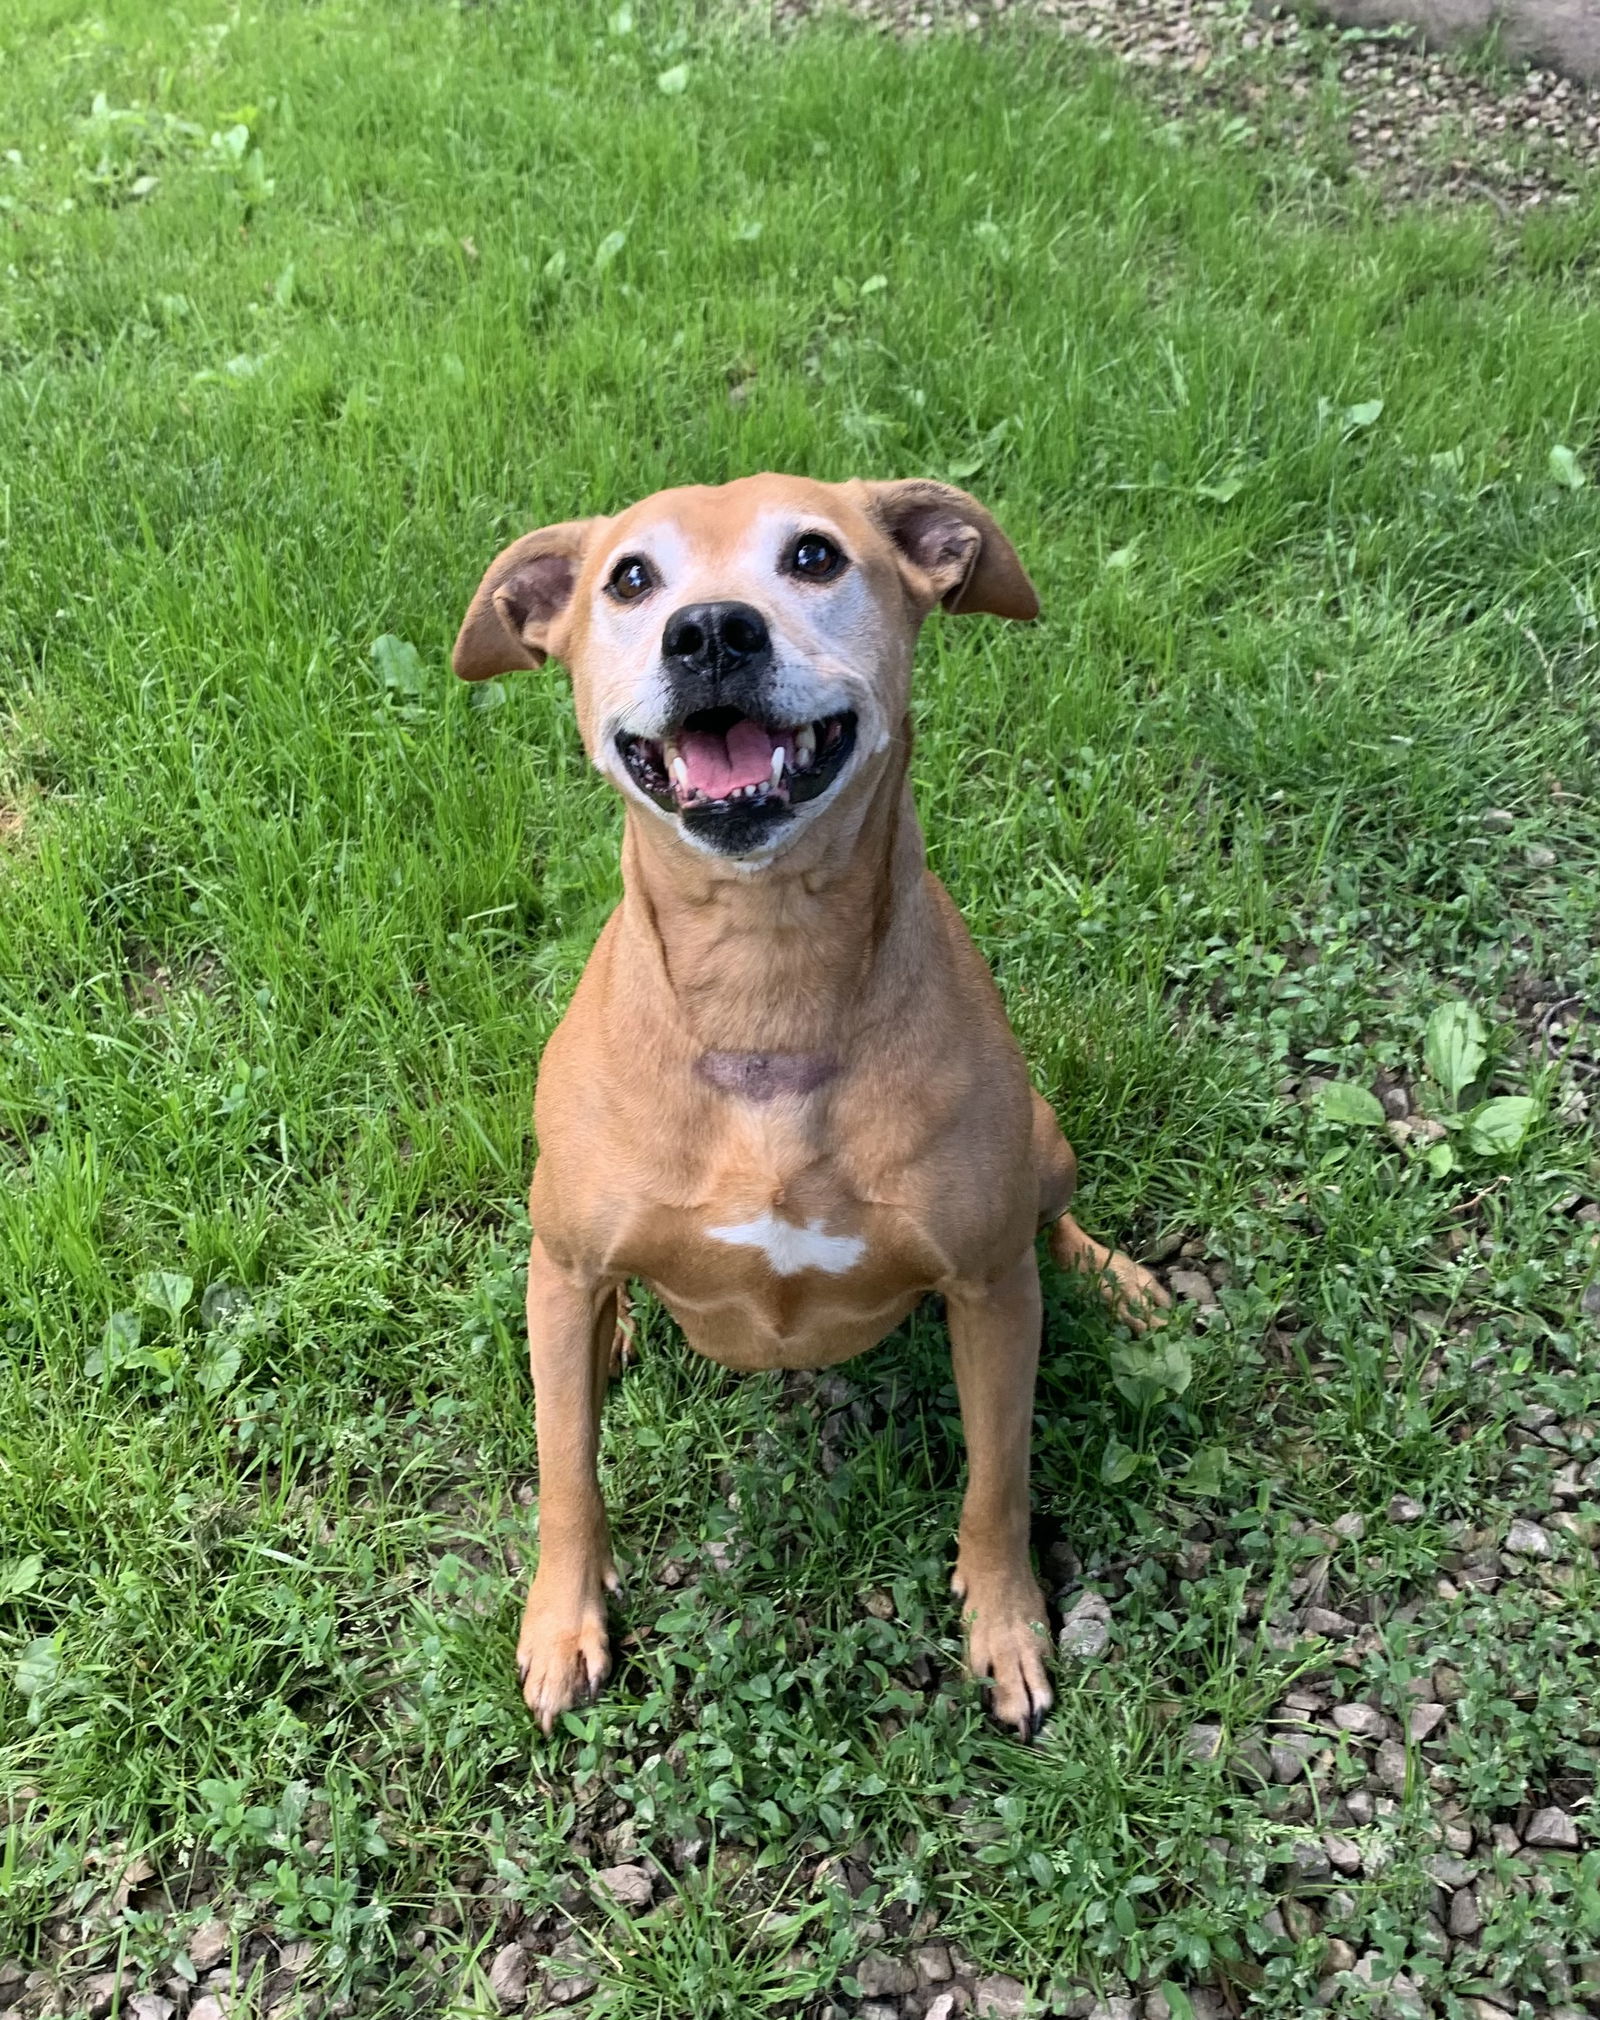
[2,2,1600,2016]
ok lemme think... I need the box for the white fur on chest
[705,1210,866,1277]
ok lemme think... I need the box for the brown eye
[607,555,655,602]
[790,532,846,582]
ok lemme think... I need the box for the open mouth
[617,706,858,831]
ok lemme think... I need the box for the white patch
[706,1210,866,1277]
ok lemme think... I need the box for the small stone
[1228,1735,1273,1787]
[84,1975,130,2019]
[488,1943,529,2009]
[1504,1519,1552,1559]
[1423,1855,1475,1889]
[544,1937,598,2006]
[1344,1790,1375,1826]
[925,1999,959,2020]
[1324,1939,1357,1972]
[1323,1834,1362,1875]
[189,2001,229,2020]
[1184,1722,1222,1763]
[128,2000,175,2020]
[1408,1701,1447,1743]
[1332,1512,1366,1542]
[974,1976,1032,2018]
[1059,1591,1112,1661]
[188,1922,231,1974]
[1448,1888,1483,1938]
[593,1863,653,1911]
[859,2004,900,2020]
[1444,1822,1474,1854]
[1524,1806,1580,1849]
[1387,1495,1424,1524]
[1167,1269,1217,1308]
[1271,1733,1317,1783]
[913,1944,952,1986]
[1302,1606,1353,1639]
[1331,1703,1387,1742]
[1492,1822,1521,1854]
[1284,1838,1332,1882]
[1087,2001,1138,2020]
[1373,1737,1409,1792]
[855,1955,916,1999]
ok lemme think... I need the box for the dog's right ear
[452,519,605,680]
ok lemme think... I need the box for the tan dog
[453,475,1166,1737]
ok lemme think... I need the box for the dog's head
[453,475,1037,861]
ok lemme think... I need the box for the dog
[453,475,1167,1736]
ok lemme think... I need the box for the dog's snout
[662,601,770,674]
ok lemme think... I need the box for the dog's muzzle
[616,600,858,854]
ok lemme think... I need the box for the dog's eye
[789,533,846,582]
[607,556,655,603]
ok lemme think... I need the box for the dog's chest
[597,1095,945,1369]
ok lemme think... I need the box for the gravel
[1524,1805,1581,1848]
[778,0,1600,213]
[914,1943,954,1985]
[488,1943,529,2010]
[856,1952,918,1997]
[1505,1517,1553,1558]
[974,1974,1034,2016]
[592,1862,654,1910]
[1059,1589,1113,1659]
[186,1922,231,1975]
[1332,1702,1388,1741]
[1449,1886,1485,1938]
[1374,1737,1411,1793]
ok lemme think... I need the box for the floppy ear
[858,479,1039,621]
[452,518,605,680]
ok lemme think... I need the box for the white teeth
[669,756,688,789]
[794,724,816,769]
[770,746,786,783]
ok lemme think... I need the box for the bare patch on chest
[695,1051,837,1101]
[705,1210,865,1277]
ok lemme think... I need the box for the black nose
[661,601,771,689]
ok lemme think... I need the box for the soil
[777,0,1600,213]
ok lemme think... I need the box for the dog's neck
[616,733,927,1055]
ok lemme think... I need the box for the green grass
[3,3,1600,2014]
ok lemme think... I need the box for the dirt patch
[1301,0,1600,86]
[781,0,1600,211]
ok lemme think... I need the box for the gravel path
[779,0,1600,211]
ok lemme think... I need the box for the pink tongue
[677,718,781,798]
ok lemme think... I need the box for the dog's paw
[516,1581,614,1734]
[608,1291,639,1377]
[1050,1216,1172,1337]
[1098,1251,1171,1336]
[952,1565,1054,1739]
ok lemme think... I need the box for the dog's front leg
[946,1248,1053,1738]
[517,1235,621,1733]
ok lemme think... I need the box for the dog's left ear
[453,518,606,680]
[858,479,1039,621]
